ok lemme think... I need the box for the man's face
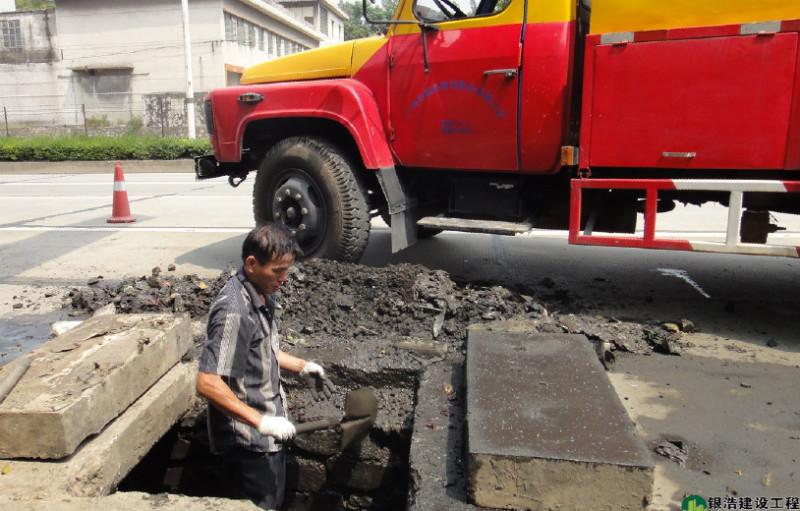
[243,253,295,296]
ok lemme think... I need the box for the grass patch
[0,136,212,161]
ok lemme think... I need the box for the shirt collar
[236,267,277,312]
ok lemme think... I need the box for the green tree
[341,0,399,40]
[15,0,54,10]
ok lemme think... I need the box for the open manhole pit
[119,362,422,511]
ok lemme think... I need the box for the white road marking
[0,195,241,199]
[0,226,251,233]
[0,182,203,186]
[654,268,711,299]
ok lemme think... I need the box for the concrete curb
[0,160,195,174]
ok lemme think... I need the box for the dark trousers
[223,447,286,510]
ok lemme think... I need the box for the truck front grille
[203,100,215,135]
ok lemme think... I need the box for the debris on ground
[65,260,685,358]
[654,440,689,467]
[556,314,683,355]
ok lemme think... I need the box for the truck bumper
[193,155,250,180]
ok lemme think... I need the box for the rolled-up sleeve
[199,295,246,378]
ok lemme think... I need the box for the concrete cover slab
[408,362,477,511]
[0,492,260,511]
[0,313,192,459]
[0,362,196,498]
[467,329,653,510]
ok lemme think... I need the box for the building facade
[0,0,347,136]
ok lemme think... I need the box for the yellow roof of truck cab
[591,0,800,34]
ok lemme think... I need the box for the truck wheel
[253,137,370,262]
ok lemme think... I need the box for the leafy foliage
[341,0,399,40]
[15,0,54,10]
[0,136,212,161]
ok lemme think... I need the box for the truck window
[413,0,511,23]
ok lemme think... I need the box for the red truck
[196,0,800,260]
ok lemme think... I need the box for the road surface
[1,171,799,509]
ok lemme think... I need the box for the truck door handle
[483,68,518,79]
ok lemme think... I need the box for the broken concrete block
[0,362,196,498]
[0,313,192,459]
[407,363,476,511]
[467,330,653,511]
[326,456,398,491]
[287,457,327,492]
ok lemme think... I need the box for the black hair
[241,223,302,264]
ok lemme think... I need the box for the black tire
[253,137,370,262]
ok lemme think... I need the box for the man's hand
[258,416,296,441]
[300,361,335,400]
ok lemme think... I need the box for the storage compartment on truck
[582,30,800,170]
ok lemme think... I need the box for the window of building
[247,23,256,47]
[224,12,236,41]
[320,7,329,36]
[259,29,265,50]
[226,70,241,86]
[1,19,22,49]
[224,12,258,47]
[413,0,511,22]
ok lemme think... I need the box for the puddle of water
[0,311,74,366]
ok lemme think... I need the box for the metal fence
[0,91,208,138]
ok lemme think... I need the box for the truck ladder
[569,179,800,258]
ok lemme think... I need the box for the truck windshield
[413,0,511,23]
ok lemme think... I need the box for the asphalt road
[1,171,799,509]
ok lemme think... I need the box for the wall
[0,9,56,64]
[0,0,331,136]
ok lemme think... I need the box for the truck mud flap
[377,166,418,253]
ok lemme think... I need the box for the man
[196,223,333,510]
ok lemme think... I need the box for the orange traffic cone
[107,161,136,223]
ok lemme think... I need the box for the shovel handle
[294,417,340,435]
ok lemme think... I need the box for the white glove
[257,415,296,441]
[300,361,325,380]
[300,361,335,400]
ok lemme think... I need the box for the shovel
[293,387,377,450]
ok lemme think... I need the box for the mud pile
[66,260,681,355]
[67,260,547,351]
[67,267,228,318]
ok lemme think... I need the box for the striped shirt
[199,268,287,454]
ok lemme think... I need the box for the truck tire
[253,137,370,262]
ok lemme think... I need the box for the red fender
[207,79,395,170]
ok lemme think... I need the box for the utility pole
[181,0,196,139]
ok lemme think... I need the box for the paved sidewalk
[0,160,195,174]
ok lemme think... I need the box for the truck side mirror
[362,0,438,73]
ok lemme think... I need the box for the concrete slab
[0,362,196,498]
[466,328,653,510]
[0,313,192,459]
[407,361,477,511]
[0,492,260,511]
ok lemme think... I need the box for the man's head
[242,223,301,295]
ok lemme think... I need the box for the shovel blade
[344,387,377,422]
[339,416,374,450]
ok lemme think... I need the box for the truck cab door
[388,0,523,171]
